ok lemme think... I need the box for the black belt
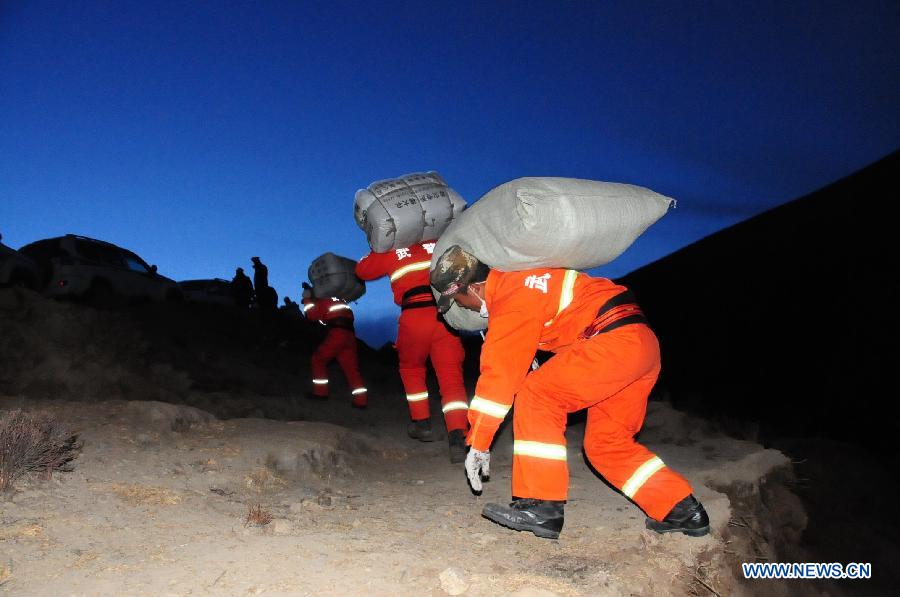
[401,285,437,311]
[579,290,648,339]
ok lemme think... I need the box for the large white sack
[433,177,674,331]
[354,172,467,252]
[308,253,366,302]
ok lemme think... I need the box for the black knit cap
[430,245,489,313]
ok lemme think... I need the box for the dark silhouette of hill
[0,291,396,420]
[621,150,898,454]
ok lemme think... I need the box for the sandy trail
[1,393,788,596]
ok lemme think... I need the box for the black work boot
[482,499,565,539]
[448,430,467,463]
[305,392,328,401]
[645,494,710,537]
[407,419,435,442]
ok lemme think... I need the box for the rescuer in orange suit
[301,283,368,409]
[356,241,469,463]
[430,245,709,539]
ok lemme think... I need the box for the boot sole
[645,520,710,537]
[482,510,560,539]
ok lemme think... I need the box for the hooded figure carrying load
[429,177,709,540]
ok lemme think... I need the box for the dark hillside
[620,153,900,592]
[0,293,395,420]
[621,150,899,453]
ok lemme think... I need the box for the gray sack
[308,253,366,302]
[432,177,674,331]
[354,172,467,252]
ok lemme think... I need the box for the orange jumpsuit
[355,241,468,432]
[302,296,367,407]
[468,269,693,521]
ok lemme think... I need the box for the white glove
[465,448,490,492]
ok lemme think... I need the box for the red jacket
[355,241,438,307]
[302,296,355,324]
[468,269,632,450]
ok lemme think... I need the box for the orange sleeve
[467,286,545,451]
[355,251,390,281]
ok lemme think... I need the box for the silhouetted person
[231,267,253,308]
[281,296,301,318]
[251,256,278,313]
[259,284,278,311]
[251,256,269,291]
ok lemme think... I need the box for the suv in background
[178,278,234,306]
[19,234,182,304]
[0,233,41,290]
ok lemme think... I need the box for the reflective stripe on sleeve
[469,396,511,419]
[441,401,469,413]
[303,304,314,312]
[558,270,578,314]
[328,304,351,312]
[312,379,329,385]
[621,456,666,498]
[406,391,429,402]
[545,269,579,327]
[389,260,431,282]
[351,387,367,395]
[513,440,567,461]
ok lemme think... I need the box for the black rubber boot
[305,392,328,401]
[645,494,710,537]
[482,499,565,539]
[448,430,467,463]
[407,419,435,442]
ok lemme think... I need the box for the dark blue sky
[2,1,898,346]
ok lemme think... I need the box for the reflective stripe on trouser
[396,307,468,431]
[310,328,366,401]
[512,324,692,520]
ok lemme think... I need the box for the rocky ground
[2,395,801,596]
[0,289,847,595]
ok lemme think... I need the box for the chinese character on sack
[395,248,412,260]
[423,242,436,255]
[524,273,551,293]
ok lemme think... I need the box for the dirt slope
[1,289,812,595]
[2,394,798,596]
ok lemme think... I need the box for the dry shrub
[244,466,285,492]
[380,449,409,462]
[245,503,273,526]
[109,483,181,506]
[0,523,43,541]
[0,410,81,492]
